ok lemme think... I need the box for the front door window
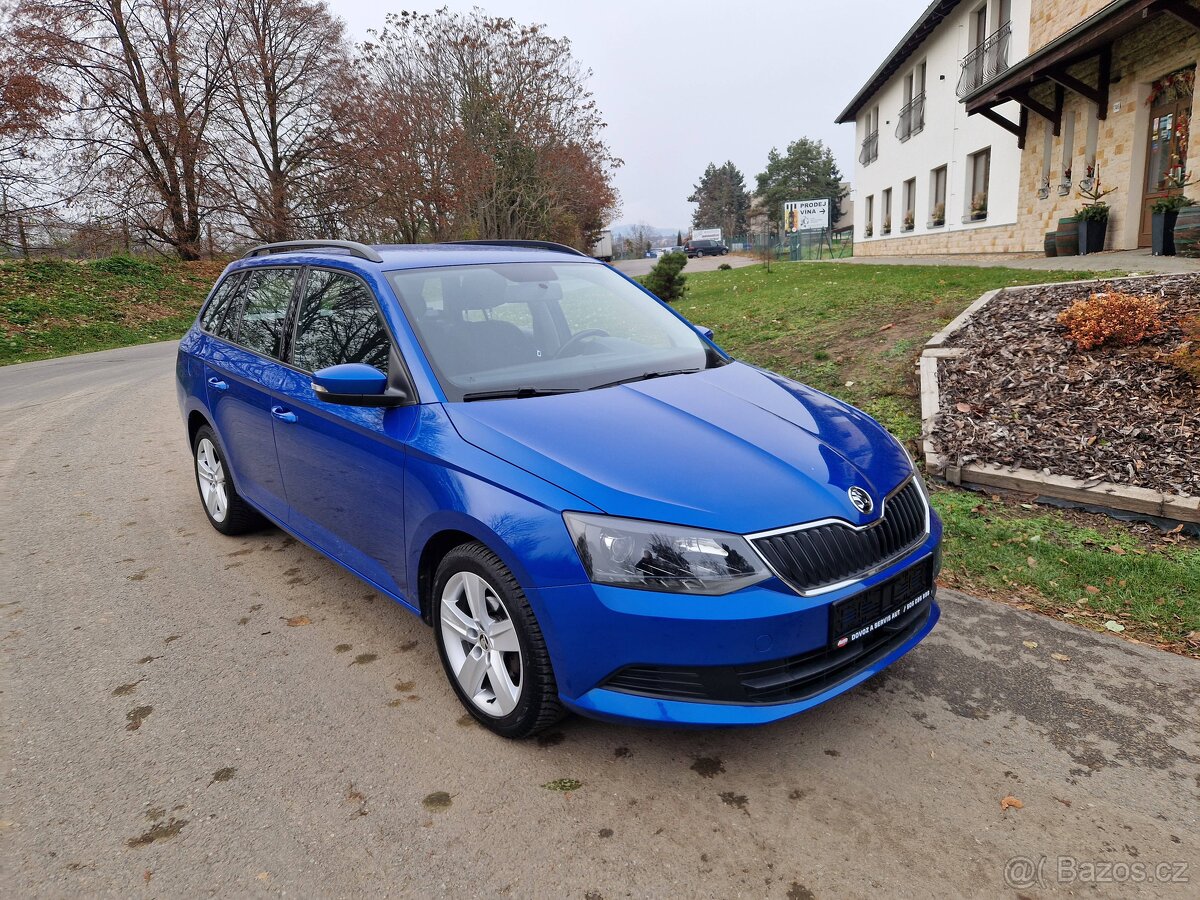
[1140,67,1194,246]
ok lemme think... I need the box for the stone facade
[857,2,1200,258]
[1028,0,1112,52]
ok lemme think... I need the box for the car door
[271,267,418,598]
[202,266,299,523]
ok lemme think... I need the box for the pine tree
[755,138,847,226]
[688,161,750,238]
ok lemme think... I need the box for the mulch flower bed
[934,274,1199,498]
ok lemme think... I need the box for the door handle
[271,406,298,423]
[207,376,228,391]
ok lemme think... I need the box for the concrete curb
[919,277,1199,525]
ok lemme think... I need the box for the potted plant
[864,221,873,237]
[1075,203,1110,254]
[902,210,914,232]
[969,192,987,221]
[931,202,945,227]
[1075,176,1117,255]
[1058,165,1072,197]
[1151,171,1198,256]
[1037,176,1050,200]
[882,215,891,235]
[1152,196,1193,255]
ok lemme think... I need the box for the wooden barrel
[1055,216,1079,256]
[1175,204,1200,258]
[1044,232,1058,257]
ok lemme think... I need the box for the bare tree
[354,9,619,249]
[214,0,354,243]
[18,0,229,258]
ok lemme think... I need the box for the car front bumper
[532,515,942,727]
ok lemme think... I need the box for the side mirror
[694,324,715,341]
[312,363,407,407]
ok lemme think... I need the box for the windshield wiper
[588,369,702,391]
[461,387,581,402]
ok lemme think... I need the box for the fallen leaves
[1021,640,1038,649]
[1000,795,1024,811]
[1104,620,1126,633]
[1051,652,1071,661]
[285,615,311,627]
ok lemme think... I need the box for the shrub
[1152,195,1195,214]
[1076,202,1110,222]
[718,262,732,270]
[1162,315,1200,381]
[642,250,687,303]
[1057,290,1165,351]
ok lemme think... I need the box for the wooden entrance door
[1140,70,1194,247]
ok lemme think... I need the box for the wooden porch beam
[1161,0,1200,30]
[1017,105,1029,150]
[1006,84,1062,129]
[977,106,1024,139]
[1046,68,1103,105]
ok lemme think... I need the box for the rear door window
[292,269,390,373]
[200,273,245,341]
[237,268,298,360]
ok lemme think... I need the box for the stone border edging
[919,275,1200,525]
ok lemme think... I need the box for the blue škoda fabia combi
[177,239,942,737]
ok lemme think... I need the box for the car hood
[443,362,914,534]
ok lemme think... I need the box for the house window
[897,62,927,141]
[902,178,916,231]
[929,166,947,225]
[864,194,874,237]
[1060,109,1075,192]
[861,106,880,165]
[967,148,990,220]
[972,5,988,50]
[882,187,893,234]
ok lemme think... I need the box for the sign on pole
[784,200,830,233]
[691,227,722,242]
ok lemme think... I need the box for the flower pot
[1173,205,1200,258]
[1078,218,1107,255]
[1152,210,1178,256]
[1055,216,1079,256]
[1043,232,1058,257]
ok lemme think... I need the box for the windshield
[386,261,712,401]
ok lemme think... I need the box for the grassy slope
[0,257,226,365]
[676,261,1198,652]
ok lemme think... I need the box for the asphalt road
[2,341,1198,899]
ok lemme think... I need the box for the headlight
[563,512,770,595]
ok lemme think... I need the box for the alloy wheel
[195,437,229,524]
[439,571,523,716]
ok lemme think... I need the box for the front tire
[192,425,264,535]
[433,542,565,738]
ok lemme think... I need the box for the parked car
[178,239,941,737]
[685,239,729,257]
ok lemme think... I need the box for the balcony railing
[956,21,1012,98]
[859,130,879,166]
[896,92,926,141]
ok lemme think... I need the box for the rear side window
[200,273,244,340]
[292,269,390,373]
[238,268,297,359]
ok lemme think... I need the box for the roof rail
[243,239,384,263]
[443,239,590,258]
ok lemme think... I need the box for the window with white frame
[967,148,990,220]
[882,187,893,234]
[929,166,947,225]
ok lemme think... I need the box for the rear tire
[433,542,565,738]
[192,425,265,535]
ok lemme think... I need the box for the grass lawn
[676,260,1199,654]
[0,256,226,365]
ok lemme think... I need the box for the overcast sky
[334,0,926,229]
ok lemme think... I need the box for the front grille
[751,478,927,593]
[602,564,934,706]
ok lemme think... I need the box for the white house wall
[854,0,1030,247]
